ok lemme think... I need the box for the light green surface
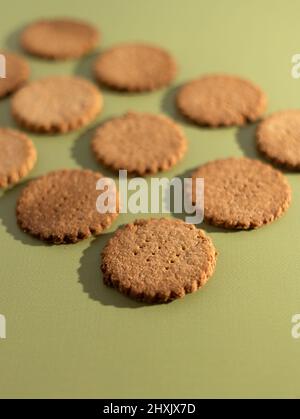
[0,0,300,399]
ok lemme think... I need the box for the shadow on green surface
[0,183,45,246]
[71,124,114,177]
[78,232,145,308]
[74,49,128,95]
[74,50,100,82]
[161,84,194,126]
[5,25,25,53]
[0,97,16,127]
[235,122,262,160]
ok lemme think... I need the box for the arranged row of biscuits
[0,18,298,303]
[2,70,300,178]
[1,48,299,170]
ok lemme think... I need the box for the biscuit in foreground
[94,43,177,92]
[21,18,99,60]
[17,169,118,244]
[101,218,217,304]
[91,112,187,175]
[177,74,267,127]
[0,128,37,188]
[0,51,29,98]
[12,76,102,133]
[257,110,300,170]
[192,157,291,229]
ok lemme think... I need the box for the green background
[0,0,300,399]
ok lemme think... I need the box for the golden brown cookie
[257,110,300,170]
[0,128,37,188]
[177,74,267,127]
[21,18,99,60]
[12,76,102,133]
[101,218,217,304]
[17,169,118,244]
[192,157,291,229]
[91,112,187,175]
[94,43,177,92]
[0,51,30,98]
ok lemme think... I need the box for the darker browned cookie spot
[17,169,119,244]
[91,112,187,175]
[192,157,291,229]
[101,218,217,304]
[177,74,267,127]
[94,43,177,92]
[257,110,300,170]
[21,18,99,60]
[0,128,37,188]
[11,76,102,133]
[0,51,29,98]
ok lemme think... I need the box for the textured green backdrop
[1,0,300,399]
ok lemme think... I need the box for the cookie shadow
[0,97,16,127]
[78,232,145,308]
[74,49,101,82]
[161,84,197,126]
[236,122,264,160]
[0,183,46,246]
[74,50,124,94]
[168,167,240,234]
[5,25,25,52]
[71,124,115,176]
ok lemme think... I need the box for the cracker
[91,112,187,175]
[21,18,99,60]
[94,43,176,92]
[257,110,300,170]
[101,218,217,304]
[17,169,118,244]
[192,157,291,229]
[0,51,29,98]
[177,74,267,126]
[12,76,102,133]
[0,128,37,188]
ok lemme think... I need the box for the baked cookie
[17,169,118,244]
[0,51,29,98]
[91,112,187,175]
[192,157,291,229]
[177,74,267,126]
[21,18,99,59]
[0,128,36,188]
[94,43,176,92]
[101,218,217,304]
[257,110,300,170]
[12,76,102,133]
